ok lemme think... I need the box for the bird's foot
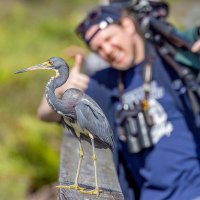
[80,187,102,196]
[56,184,85,191]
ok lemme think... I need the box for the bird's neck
[45,66,69,114]
[50,66,68,89]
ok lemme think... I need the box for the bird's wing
[60,117,76,136]
[75,96,114,150]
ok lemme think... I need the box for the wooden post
[57,131,124,200]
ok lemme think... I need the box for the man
[38,4,200,200]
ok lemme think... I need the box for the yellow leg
[80,133,102,196]
[56,140,85,191]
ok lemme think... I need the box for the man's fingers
[191,40,200,53]
[71,74,89,86]
[72,82,89,91]
[70,77,89,91]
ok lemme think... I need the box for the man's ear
[120,17,136,35]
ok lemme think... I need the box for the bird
[15,57,114,196]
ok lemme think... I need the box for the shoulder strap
[146,42,186,113]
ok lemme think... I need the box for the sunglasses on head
[76,9,101,39]
[76,6,122,46]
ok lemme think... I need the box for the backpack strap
[146,42,186,113]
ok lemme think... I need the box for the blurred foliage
[0,0,98,199]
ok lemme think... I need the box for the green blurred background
[0,0,199,199]
[0,0,98,199]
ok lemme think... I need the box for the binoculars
[116,102,154,153]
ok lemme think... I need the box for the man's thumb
[73,54,84,72]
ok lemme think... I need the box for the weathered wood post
[57,131,124,200]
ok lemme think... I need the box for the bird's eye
[49,61,53,65]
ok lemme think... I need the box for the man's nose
[102,43,112,55]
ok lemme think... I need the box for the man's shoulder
[91,67,118,88]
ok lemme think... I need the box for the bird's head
[15,57,68,74]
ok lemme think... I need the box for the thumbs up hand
[55,54,90,98]
[68,54,90,90]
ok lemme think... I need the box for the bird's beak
[15,61,53,74]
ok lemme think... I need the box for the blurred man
[38,4,200,200]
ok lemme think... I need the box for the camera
[116,102,154,153]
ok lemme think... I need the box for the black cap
[76,5,122,45]
[109,0,134,8]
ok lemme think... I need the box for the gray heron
[15,57,114,196]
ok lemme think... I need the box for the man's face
[85,18,140,70]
